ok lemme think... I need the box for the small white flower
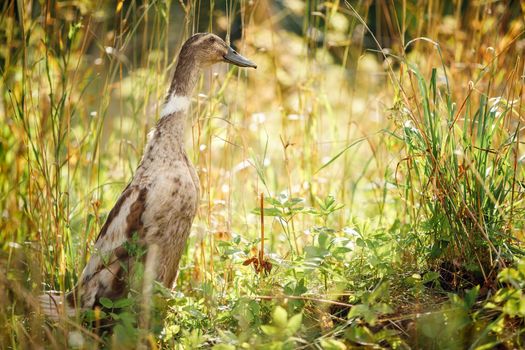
[68,331,85,349]
[287,113,303,121]
[251,112,266,124]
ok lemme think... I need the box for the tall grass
[398,53,524,284]
[1,0,524,348]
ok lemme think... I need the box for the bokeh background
[1,1,525,348]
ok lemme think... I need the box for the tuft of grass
[395,50,525,284]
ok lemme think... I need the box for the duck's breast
[141,160,199,239]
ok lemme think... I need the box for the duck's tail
[38,291,77,321]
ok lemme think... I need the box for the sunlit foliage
[1,0,524,348]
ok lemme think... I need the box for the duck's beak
[223,47,257,69]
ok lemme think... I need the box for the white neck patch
[160,94,190,117]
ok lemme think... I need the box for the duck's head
[181,33,257,69]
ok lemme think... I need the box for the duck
[40,33,256,319]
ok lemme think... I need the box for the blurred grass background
[1,0,525,348]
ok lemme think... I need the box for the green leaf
[333,246,353,256]
[318,231,330,249]
[272,306,288,328]
[422,271,440,284]
[265,197,282,206]
[212,345,236,350]
[251,207,282,216]
[464,286,480,308]
[345,326,376,345]
[372,303,393,315]
[118,311,136,328]
[165,324,180,337]
[320,338,347,350]
[82,309,106,322]
[286,313,302,334]
[285,197,304,208]
[233,235,241,244]
[113,298,134,308]
[519,295,525,316]
[348,304,373,321]
[502,300,517,316]
[261,325,278,336]
[295,279,307,295]
[99,297,113,308]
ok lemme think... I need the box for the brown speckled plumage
[40,33,256,319]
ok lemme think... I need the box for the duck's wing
[94,183,148,244]
[39,291,77,321]
[39,184,150,316]
[77,184,149,308]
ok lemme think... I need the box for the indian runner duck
[40,33,256,319]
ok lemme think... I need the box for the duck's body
[78,121,200,308]
[40,33,255,318]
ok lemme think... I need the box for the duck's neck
[169,51,201,97]
[150,52,201,153]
